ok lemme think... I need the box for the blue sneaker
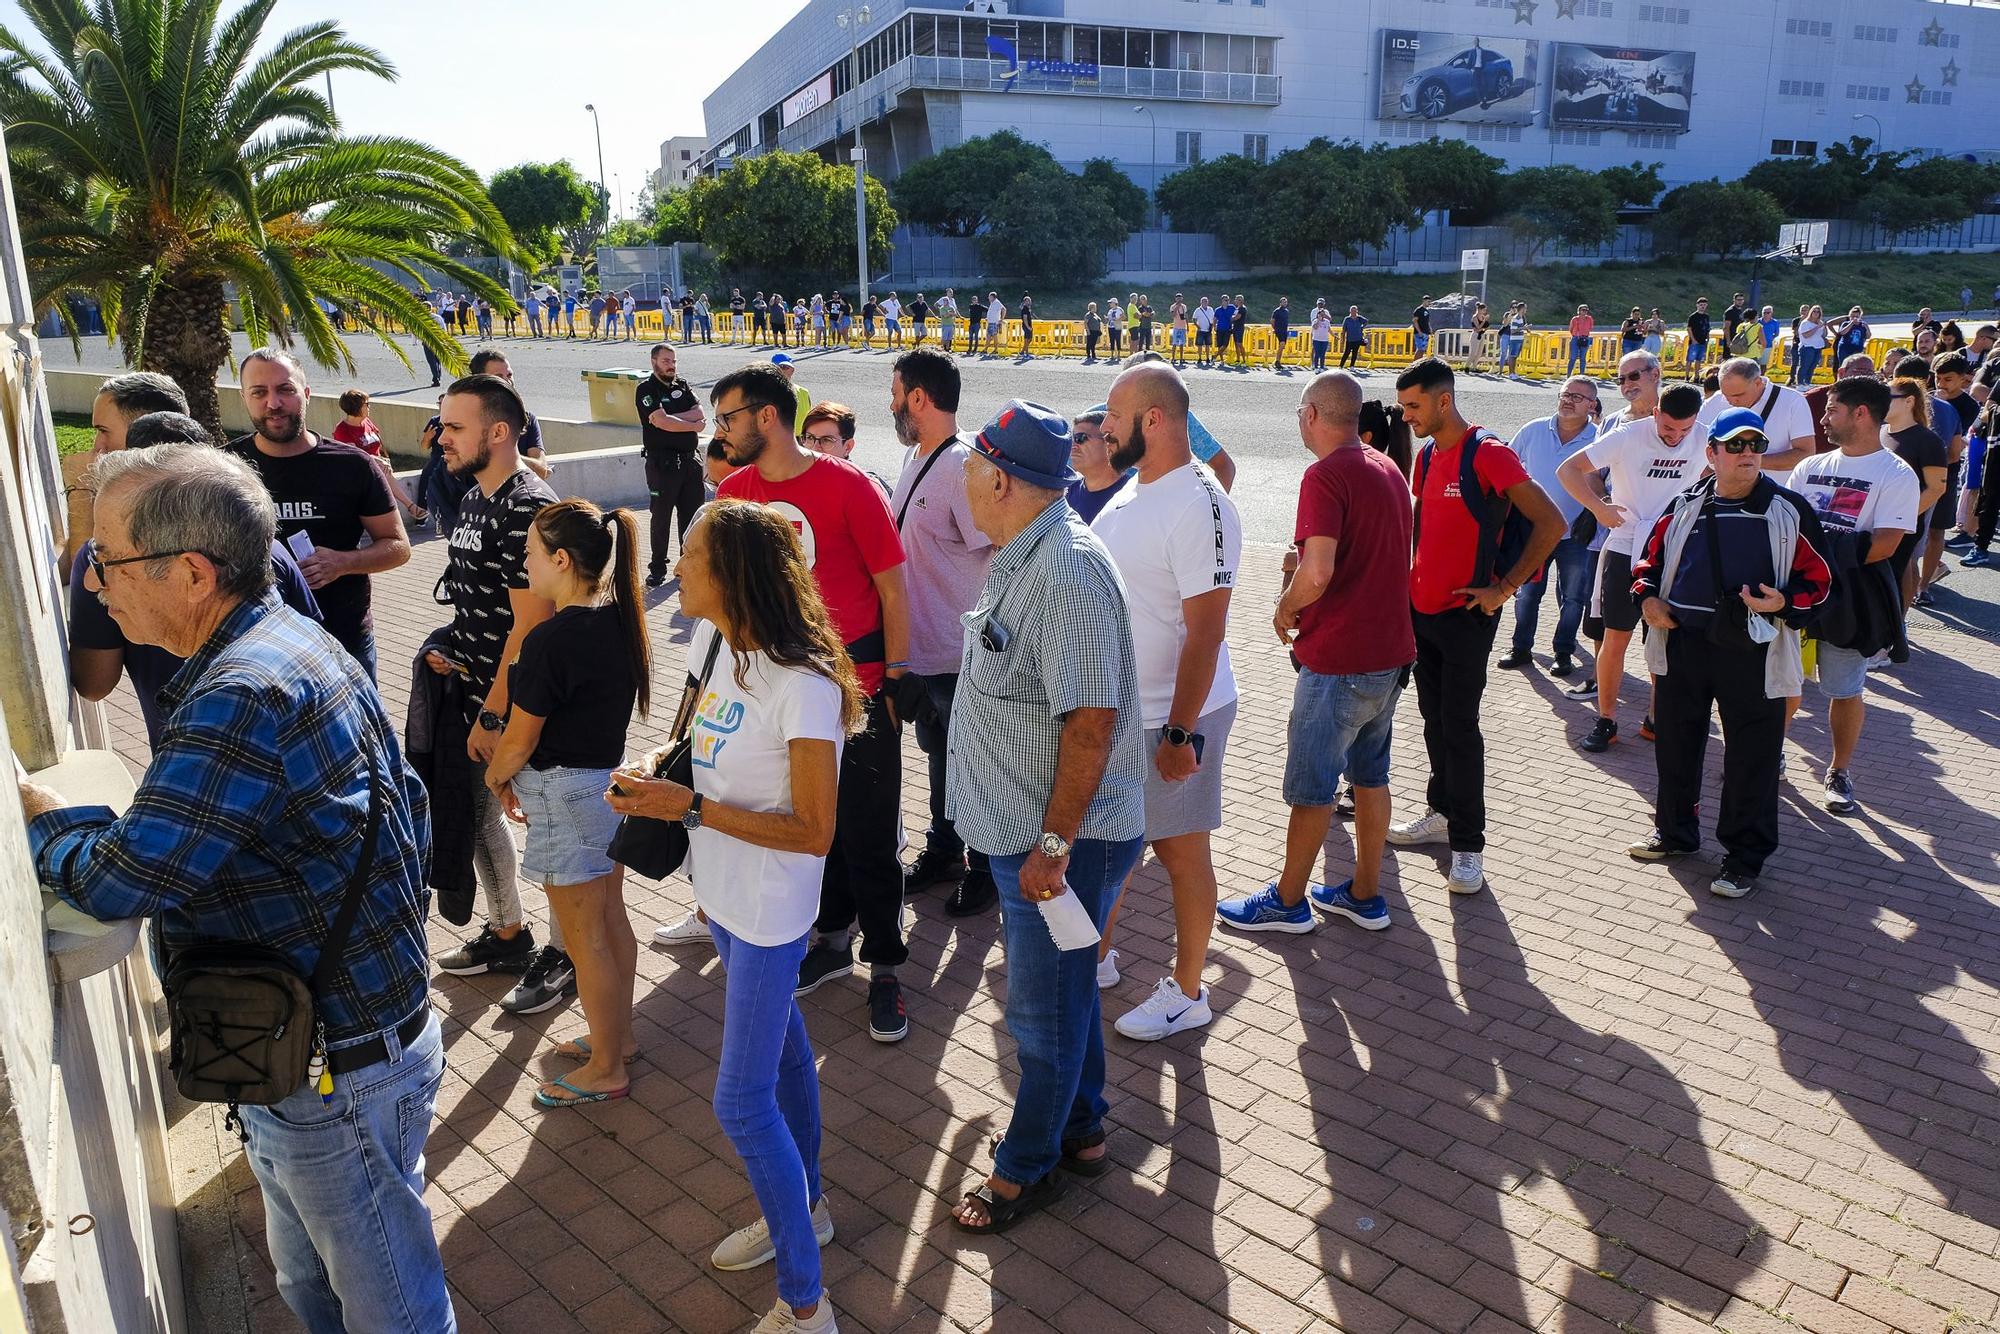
[1216,884,1316,935]
[1308,880,1391,931]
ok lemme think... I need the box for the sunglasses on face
[1071,432,1101,445]
[1716,436,1769,455]
[1618,371,1652,383]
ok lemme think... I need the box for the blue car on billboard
[1400,44,1519,119]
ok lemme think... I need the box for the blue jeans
[988,835,1145,1188]
[1511,534,1592,659]
[1567,336,1590,375]
[709,923,823,1308]
[241,1009,452,1334]
[1795,346,1823,384]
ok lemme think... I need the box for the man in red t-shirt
[710,363,917,1041]
[1218,371,1416,937]
[1389,358,1565,893]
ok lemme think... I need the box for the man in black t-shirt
[1412,297,1433,357]
[678,291,696,343]
[908,293,930,345]
[635,342,707,585]
[1723,293,1748,350]
[1686,298,1714,372]
[225,349,408,679]
[729,288,746,342]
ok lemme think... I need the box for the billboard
[1552,44,1694,132]
[1378,30,1539,126]
[780,71,835,128]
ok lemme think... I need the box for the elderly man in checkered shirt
[945,399,1147,1237]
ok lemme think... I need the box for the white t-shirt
[1311,311,1333,340]
[1697,380,1817,452]
[988,301,1005,325]
[1788,448,1920,537]
[684,622,846,948]
[1193,304,1214,332]
[1092,460,1243,726]
[1582,415,1711,557]
[882,297,901,319]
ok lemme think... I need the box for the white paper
[285,530,315,561]
[1037,880,1101,952]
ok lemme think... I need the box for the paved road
[62,331,1578,544]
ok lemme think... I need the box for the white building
[699,0,2000,199]
[651,135,706,193]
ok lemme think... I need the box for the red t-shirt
[717,455,906,693]
[331,418,383,456]
[1293,446,1416,675]
[1410,427,1531,615]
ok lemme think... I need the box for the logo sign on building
[781,71,836,128]
[985,35,1100,91]
[1552,44,1694,132]
[1377,30,1539,126]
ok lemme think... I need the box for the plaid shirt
[946,499,1146,857]
[31,593,433,1042]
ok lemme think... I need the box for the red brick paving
[131,526,2000,1332]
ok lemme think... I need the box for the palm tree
[0,0,518,434]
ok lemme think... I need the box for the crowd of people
[23,301,1995,1331]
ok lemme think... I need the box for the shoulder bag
[607,632,725,880]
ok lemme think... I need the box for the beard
[257,410,303,445]
[724,428,771,468]
[1106,418,1147,474]
[446,442,491,478]
[891,402,917,447]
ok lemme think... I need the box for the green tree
[0,0,516,434]
[1154,154,1268,234]
[1246,140,1414,272]
[978,159,1129,286]
[699,150,894,286]
[890,129,1050,236]
[1079,157,1148,232]
[1599,160,1665,209]
[1383,139,1504,219]
[1653,180,1784,257]
[1501,165,1618,264]
[489,161,599,263]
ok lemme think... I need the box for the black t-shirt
[509,604,639,770]
[1940,392,1978,447]
[909,299,929,321]
[1412,306,1431,335]
[1688,312,1712,341]
[679,295,695,314]
[863,300,880,319]
[443,467,559,713]
[635,375,700,456]
[1723,304,1747,338]
[730,296,745,314]
[968,300,987,324]
[225,434,392,647]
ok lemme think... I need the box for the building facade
[699,0,2000,197]
[651,134,706,193]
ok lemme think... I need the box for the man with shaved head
[1697,356,1818,473]
[1094,361,1243,1041]
[1219,371,1415,937]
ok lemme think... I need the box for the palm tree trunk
[135,282,234,442]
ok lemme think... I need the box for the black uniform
[635,374,705,576]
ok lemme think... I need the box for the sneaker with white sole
[752,1292,839,1333]
[498,946,575,1015]
[1096,948,1121,989]
[1448,852,1485,894]
[1215,884,1316,934]
[711,1197,834,1272]
[651,910,714,947]
[1386,809,1449,847]
[1308,880,1391,930]
[1114,977,1213,1041]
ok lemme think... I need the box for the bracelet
[885,660,910,670]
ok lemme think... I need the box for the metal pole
[585,104,609,221]
[1853,112,1884,152]
[1133,106,1157,225]
[851,18,868,305]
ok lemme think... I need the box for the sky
[1,0,810,215]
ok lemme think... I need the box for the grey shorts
[1142,700,1236,841]
[514,764,620,887]
[1814,643,1869,700]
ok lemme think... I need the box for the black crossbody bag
[164,745,383,1122]
[607,632,724,879]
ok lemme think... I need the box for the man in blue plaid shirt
[20,444,452,1333]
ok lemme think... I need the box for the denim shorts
[513,765,620,886]
[1814,643,1868,701]
[1284,666,1404,807]
[1141,701,1236,840]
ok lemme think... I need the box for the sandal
[953,1171,1067,1236]
[533,1075,630,1110]
[554,1037,636,1065]
[988,1128,1114,1179]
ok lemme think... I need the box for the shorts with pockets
[513,764,620,887]
[1813,643,1868,700]
[1141,701,1236,840]
[1283,667,1404,808]
[1597,549,1641,633]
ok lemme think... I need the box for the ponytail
[532,498,653,718]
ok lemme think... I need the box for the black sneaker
[435,923,536,976]
[1823,768,1859,815]
[904,846,967,893]
[1638,716,1657,743]
[1334,783,1357,818]
[868,976,908,1042]
[1564,676,1599,700]
[1550,655,1577,678]
[794,941,855,997]
[1497,648,1533,670]
[1580,718,1618,753]
[946,868,998,917]
[645,570,667,588]
[1625,831,1695,862]
[1711,860,1760,899]
[499,946,575,1015]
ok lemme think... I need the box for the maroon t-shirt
[1292,445,1417,676]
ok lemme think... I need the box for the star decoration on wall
[1511,0,1539,24]
[1920,18,1944,46]
[1554,0,1580,17]
[1941,59,1960,86]
[1906,75,1926,102]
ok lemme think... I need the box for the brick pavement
[129,524,2000,1334]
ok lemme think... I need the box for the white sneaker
[1386,809,1450,847]
[1096,948,1121,989]
[711,1197,834,1272]
[751,1292,838,1333]
[1448,852,1486,894]
[1114,977,1213,1041]
[652,910,713,947]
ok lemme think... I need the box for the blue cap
[770,352,794,367]
[1709,407,1767,442]
[973,400,1080,490]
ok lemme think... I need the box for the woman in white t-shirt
[607,500,863,1334]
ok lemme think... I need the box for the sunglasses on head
[1716,435,1768,455]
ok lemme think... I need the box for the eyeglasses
[712,404,759,433]
[1071,432,1102,445]
[86,539,200,584]
[1617,370,1653,383]
[1557,392,1597,406]
[1715,437,1769,455]
[801,432,844,449]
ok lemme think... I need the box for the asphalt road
[62,330,1582,544]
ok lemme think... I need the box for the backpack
[1414,429,1534,591]
[1727,326,1750,355]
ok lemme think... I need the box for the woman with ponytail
[484,498,651,1107]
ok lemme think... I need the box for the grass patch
[54,411,93,457]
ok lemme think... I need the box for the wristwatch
[681,792,705,832]
[1036,831,1071,861]
[1162,724,1195,748]
[477,709,504,733]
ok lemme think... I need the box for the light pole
[583,103,609,228]
[1132,105,1156,225]
[1852,112,1884,153]
[838,6,873,309]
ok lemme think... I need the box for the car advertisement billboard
[1378,30,1539,126]
[1552,44,1694,132]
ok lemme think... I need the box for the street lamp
[1133,105,1157,225]
[583,103,609,225]
[1852,112,1885,152]
[837,6,873,310]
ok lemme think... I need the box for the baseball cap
[770,352,794,367]
[1709,407,1767,442]
[972,400,1080,490]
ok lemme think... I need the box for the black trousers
[816,693,909,967]
[1975,464,2000,550]
[1411,608,1501,852]
[912,674,989,876]
[1654,630,1785,873]
[643,451,704,576]
[1340,339,1363,368]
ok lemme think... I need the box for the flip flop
[953,1171,1067,1236]
[533,1076,630,1110]
[554,1037,637,1065]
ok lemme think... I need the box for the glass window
[1253,37,1275,74]
[1100,27,1124,67]
[938,16,960,58]
[1176,130,1202,164]
[1155,32,1179,70]
[1229,35,1254,73]
[964,18,988,52]
[1204,33,1227,73]
[1019,22,1044,61]
[1176,30,1200,70]
[1074,26,1097,65]
[913,15,935,58]
[1130,31,1154,69]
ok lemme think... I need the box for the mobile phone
[1191,733,1206,765]
[285,530,315,562]
[430,651,469,675]
[609,779,631,798]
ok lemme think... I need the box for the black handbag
[164,745,382,1125]
[608,632,724,879]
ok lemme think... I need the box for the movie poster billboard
[1377,30,1539,125]
[1551,44,1694,132]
